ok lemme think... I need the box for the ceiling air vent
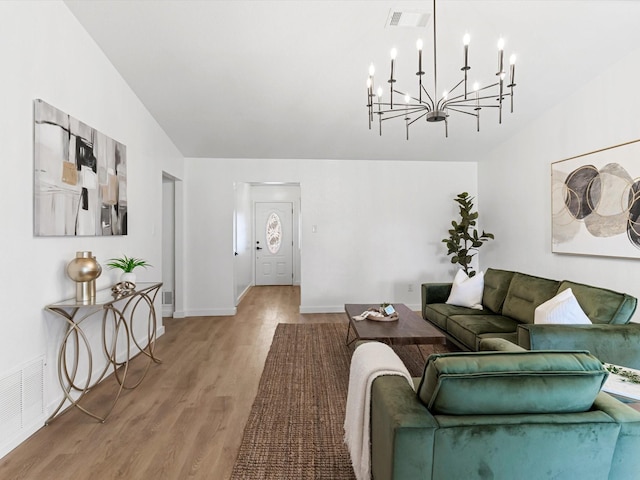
[386,10,430,28]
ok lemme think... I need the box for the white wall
[234,182,253,303]
[162,176,176,315]
[479,46,640,320]
[184,158,477,314]
[0,1,183,456]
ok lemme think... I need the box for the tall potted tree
[442,192,494,278]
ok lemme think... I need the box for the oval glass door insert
[266,212,282,254]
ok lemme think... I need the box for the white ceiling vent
[386,10,430,28]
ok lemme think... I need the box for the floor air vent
[0,357,45,445]
[163,291,173,305]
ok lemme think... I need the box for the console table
[45,282,162,423]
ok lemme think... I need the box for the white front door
[255,202,293,286]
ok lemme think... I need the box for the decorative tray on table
[352,304,399,322]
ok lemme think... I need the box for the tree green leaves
[442,192,494,278]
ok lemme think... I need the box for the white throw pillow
[534,288,592,325]
[445,270,484,310]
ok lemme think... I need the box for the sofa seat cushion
[502,273,560,324]
[424,303,486,330]
[558,280,638,325]
[446,314,521,350]
[417,351,608,415]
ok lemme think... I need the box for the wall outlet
[407,284,413,292]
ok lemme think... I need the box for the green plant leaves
[441,192,494,276]
[106,255,152,273]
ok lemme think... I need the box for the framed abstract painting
[34,99,127,236]
[551,139,640,259]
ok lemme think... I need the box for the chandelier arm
[376,105,428,115]
[446,107,478,117]
[421,85,436,109]
[381,110,427,122]
[393,89,430,106]
[408,111,430,126]
[446,92,510,105]
[444,79,465,98]
[476,82,501,92]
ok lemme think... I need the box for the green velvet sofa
[421,268,640,367]
[370,340,640,480]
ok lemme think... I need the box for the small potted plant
[106,255,151,284]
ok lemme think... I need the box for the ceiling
[64,0,640,161]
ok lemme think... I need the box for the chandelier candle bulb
[509,54,516,113]
[463,33,470,69]
[497,37,505,75]
[462,33,470,99]
[509,54,516,86]
[389,48,397,109]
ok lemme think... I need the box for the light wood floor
[0,286,347,480]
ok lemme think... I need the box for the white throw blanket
[343,342,414,480]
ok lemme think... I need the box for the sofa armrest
[517,323,640,369]
[593,391,640,479]
[421,283,452,318]
[479,337,527,352]
[371,376,438,480]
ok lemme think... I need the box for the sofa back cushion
[482,268,515,313]
[417,351,607,415]
[502,273,560,324]
[558,281,637,325]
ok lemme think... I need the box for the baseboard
[299,305,345,314]
[162,305,173,318]
[183,307,237,317]
[235,285,252,306]
[172,310,186,319]
[0,414,47,460]
[300,303,422,314]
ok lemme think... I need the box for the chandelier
[366,0,517,139]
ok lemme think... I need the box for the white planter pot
[120,272,136,285]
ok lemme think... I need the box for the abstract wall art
[551,139,640,259]
[34,99,127,236]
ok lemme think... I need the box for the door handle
[256,246,263,250]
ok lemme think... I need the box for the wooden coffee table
[344,303,447,348]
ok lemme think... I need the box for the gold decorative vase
[67,251,102,303]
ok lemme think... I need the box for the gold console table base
[45,282,163,423]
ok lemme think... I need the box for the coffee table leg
[345,322,352,345]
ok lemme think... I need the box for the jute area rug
[230,322,452,479]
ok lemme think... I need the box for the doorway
[255,202,293,286]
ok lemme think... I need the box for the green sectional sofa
[422,268,640,367]
[370,340,640,480]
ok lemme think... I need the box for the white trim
[183,307,237,317]
[236,284,252,305]
[300,303,422,314]
[299,305,345,314]
[162,305,173,318]
[0,415,47,460]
